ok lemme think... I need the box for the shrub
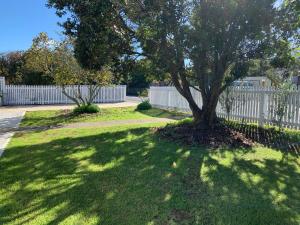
[73,104,100,114]
[136,100,152,111]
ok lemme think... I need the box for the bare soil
[156,121,254,148]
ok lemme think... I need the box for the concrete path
[0,110,25,157]
[1,118,176,134]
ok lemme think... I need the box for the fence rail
[0,81,126,105]
[149,86,300,130]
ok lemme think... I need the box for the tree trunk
[192,102,218,129]
[194,89,221,129]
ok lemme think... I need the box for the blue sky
[0,0,64,52]
[0,0,284,53]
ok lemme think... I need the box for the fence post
[123,85,127,102]
[0,77,6,105]
[258,90,266,127]
[148,88,151,103]
[167,88,171,108]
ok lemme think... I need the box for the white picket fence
[0,80,126,105]
[149,86,300,130]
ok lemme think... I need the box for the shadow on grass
[20,108,185,130]
[0,127,299,224]
[226,121,300,154]
[20,110,77,128]
[137,108,188,120]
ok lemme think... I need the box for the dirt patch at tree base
[226,121,300,153]
[156,122,255,148]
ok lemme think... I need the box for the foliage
[270,81,295,131]
[136,100,152,111]
[48,0,296,128]
[137,89,148,98]
[73,104,100,114]
[219,87,236,120]
[282,0,300,42]
[121,59,170,95]
[0,48,58,85]
[23,33,113,106]
[24,33,56,76]
[0,33,113,105]
[47,0,134,71]
[245,44,299,86]
[0,51,25,84]
[0,34,59,85]
[53,39,112,106]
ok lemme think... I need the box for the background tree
[283,0,299,41]
[0,51,25,84]
[0,34,59,85]
[49,0,294,129]
[121,59,170,95]
[23,32,56,85]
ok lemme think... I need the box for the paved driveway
[0,110,25,156]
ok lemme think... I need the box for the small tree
[53,41,112,107]
[270,81,294,131]
[219,87,235,121]
[25,33,112,106]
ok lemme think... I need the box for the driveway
[0,110,25,156]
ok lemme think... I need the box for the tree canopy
[48,0,298,127]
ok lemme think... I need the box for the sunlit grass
[20,107,185,127]
[0,123,299,225]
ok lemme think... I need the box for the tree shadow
[137,108,188,120]
[226,121,300,154]
[183,147,300,225]
[0,127,299,224]
[20,110,78,128]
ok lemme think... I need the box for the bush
[136,100,152,111]
[73,104,100,114]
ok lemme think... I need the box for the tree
[47,0,135,71]
[25,33,112,106]
[121,59,170,95]
[0,51,25,84]
[0,34,58,85]
[219,87,236,121]
[270,80,295,131]
[53,40,112,106]
[283,0,300,42]
[49,0,293,129]
[23,32,56,85]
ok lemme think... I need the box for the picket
[2,82,126,105]
[150,86,300,130]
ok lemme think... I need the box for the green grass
[20,107,185,127]
[1,124,299,225]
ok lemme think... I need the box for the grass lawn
[20,107,184,127]
[1,109,299,225]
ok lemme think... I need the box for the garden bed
[157,118,300,153]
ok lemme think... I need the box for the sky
[0,0,285,53]
[0,0,64,52]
